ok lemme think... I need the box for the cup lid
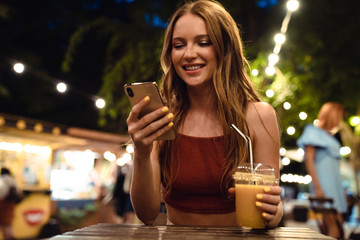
[235,163,275,175]
[232,163,278,184]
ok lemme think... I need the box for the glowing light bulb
[340,146,351,156]
[95,98,106,109]
[268,53,280,66]
[287,0,299,12]
[283,102,291,110]
[282,157,290,166]
[57,82,67,93]
[287,126,296,135]
[266,89,274,98]
[350,116,360,126]
[126,145,134,153]
[265,66,275,76]
[274,33,286,45]
[299,112,308,120]
[252,69,259,77]
[13,63,25,73]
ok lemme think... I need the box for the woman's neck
[181,85,223,137]
[187,84,217,112]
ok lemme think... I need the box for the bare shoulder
[246,101,277,122]
[246,101,279,140]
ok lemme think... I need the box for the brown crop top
[161,134,235,214]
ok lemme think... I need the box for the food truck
[0,113,129,239]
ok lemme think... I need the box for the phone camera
[126,87,134,97]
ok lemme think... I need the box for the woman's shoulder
[246,101,277,122]
[246,101,279,139]
[301,124,328,137]
[297,124,332,149]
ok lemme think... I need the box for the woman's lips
[23,209,45,226]
[182,64,205,72]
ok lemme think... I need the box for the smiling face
[171,13,217,88]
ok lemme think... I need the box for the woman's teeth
[184,65,203,70]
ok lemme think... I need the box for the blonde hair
[317,102,345,131]
[159,0,260,198]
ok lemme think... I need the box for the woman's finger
[263,186,282,195]
[133,112,173,138]
[255,199,279,215]
[127,96,151,122]
[228,188,235,195]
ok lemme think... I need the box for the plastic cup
[233,163,278,229]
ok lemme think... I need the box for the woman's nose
[184,45,197,59]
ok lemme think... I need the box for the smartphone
[124,82,175,140]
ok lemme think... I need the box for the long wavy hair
[158,0,260,198]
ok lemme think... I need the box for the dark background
[0,0,359,140]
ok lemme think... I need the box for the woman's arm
[246,102,283,227]
[130,145,161,224]
[127,96,174,224]
[304,146,324,196]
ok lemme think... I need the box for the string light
[283,102,291,110]
[281,174,311,184]
[126,145,134,153]
[266,89,274,97]
[10,2,299,113]
[265,66,275,76]
[251,69,259,77]
[13,63,25,74]
[340,146,351,156]
[264,0,299,76]
[299,111,307,120]
[95,98,106,109]
[10,62,106,109]
[56,82,67,93]
[287,0,300,12]
[104,151,116,162]
[274,33,286,45]
[350,116,360,126]
[268,53,280,66]
[281,157,290,166]
[286,126,296,135]
[280,147,287,156]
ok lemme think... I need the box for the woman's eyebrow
[172,34,210,41]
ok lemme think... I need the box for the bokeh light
[95,98,106,109]
[13,63,25,73]
[287,126,296,135]
[287,0,300,12]
[57,82,67,93]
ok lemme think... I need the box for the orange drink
[235,184,266,228]
[233,164,277,229]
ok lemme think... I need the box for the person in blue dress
[297,102,347,239]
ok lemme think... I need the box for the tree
[251,0,360,147]
[250,0,360,195]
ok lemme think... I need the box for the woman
[297,102,347,238]
[127,0,282,227]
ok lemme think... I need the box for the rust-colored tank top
[162,134,235,214]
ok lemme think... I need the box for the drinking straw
[230,124,254,173]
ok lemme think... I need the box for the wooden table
[49,223,335,239]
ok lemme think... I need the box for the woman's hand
[228,185,283,227]
[126,96,174,156]
[314,187,325,198]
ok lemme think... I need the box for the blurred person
[126,0,282,226]
[0,168,22,240]
[113,164,135,224]
[297,102,347,239]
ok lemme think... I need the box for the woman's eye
[198,41,211,46]
[173,43,185,49]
